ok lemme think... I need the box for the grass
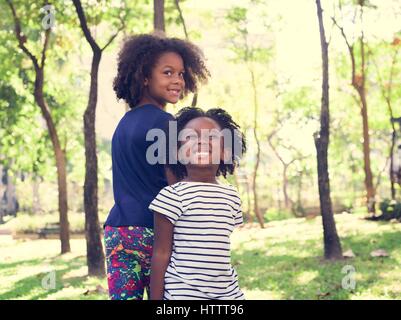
[2,211,109,234]
[233,212,401,299]
[0,238,108,300]
[1,211,400,300]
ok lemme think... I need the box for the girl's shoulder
[170,181,240,196]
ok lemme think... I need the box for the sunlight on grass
[296,271,318,286]
[1,212,400,299]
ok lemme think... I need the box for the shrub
[379,199,401,221]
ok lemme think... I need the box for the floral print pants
[104,226,153,300]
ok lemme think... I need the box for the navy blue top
[104,104,174,228]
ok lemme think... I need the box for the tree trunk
[83,50,105,277]
[0,166,18,219]
[32,175,41,214]
[315,0,343,260]
[250,69,264,228]
[283,164,290,209]
[154,0,165,33]
[357,87,375,212]
[390,129,396,199]
[174,0,199,106]
[332,3,376,214]
[353,6,375,214]
[244,173,252,222]
[34,68,70,254]
[73,0,107,277]
[292,169,305,217]
[7,0,70,254]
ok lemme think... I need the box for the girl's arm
[150,212,174,300]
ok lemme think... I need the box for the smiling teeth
[195,152,209,156]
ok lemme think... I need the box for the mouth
[194,151,210,157]
[168,89,181,97]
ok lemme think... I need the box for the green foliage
[224,4,274,65]
[264,208,294,222]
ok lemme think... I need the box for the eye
[209,133,221,141]
[164,70,172,76]
[188,133,198,141]
[179,72,185,78]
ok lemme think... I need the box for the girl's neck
[138,94,166,110]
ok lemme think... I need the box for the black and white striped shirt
[149,181,245,300]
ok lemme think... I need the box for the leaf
[343,249,355,258]
[370,249,389,257]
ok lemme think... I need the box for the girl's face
[144,51,185,107]
[179,117,226,167]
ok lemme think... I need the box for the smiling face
[178,117,225,168]
[143,51,185,108]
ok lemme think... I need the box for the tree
[315,0,343,260]
[154,0,165,34]
[72,0,126,277]
[174,0,198,106]
[268,135,306,210]
[368,37,401,199]
[332,0,376,214]
[6,0,70,253]
[225,5,274,228]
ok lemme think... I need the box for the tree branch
[331,15,357,87]
[40,28,51,68]
[101,24,124,51]
[72,0,101,52]
[6,0,40,70]
[174,0,189,39]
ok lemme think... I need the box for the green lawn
[1,212,400,300]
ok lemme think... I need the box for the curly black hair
[113,34,210,109]
[167,107,247,180]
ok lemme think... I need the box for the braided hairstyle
[113,34,210,108]
[168,107,247,180]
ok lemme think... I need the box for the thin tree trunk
[32,174,41,214]
[315,0,343,260]
[154,0,165,34]
[83,50,105,277]
[250,69,264,228]
[332,4,375,214]
[244,173,252,222]
[7,0,71,253]
[2,166,18,217]
[73,0,126,277]
[283,165,290,209]
[390,129,396,198]
[35,69,71,253]
[174,0,198,106]
[356,36,375,213]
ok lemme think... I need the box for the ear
[144,78,149,86]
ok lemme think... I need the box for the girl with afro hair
[104,34,209,300]
[149,107,247,300]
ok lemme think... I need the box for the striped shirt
[149,181,245,300]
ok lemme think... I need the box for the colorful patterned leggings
[104,226,153,300]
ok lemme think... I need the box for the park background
[0,0,401,300]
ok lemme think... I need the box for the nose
[173,73,184,85]
[198,139,210,152]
